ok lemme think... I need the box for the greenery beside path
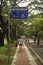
[26,17,43,46]
[0,39,17,65]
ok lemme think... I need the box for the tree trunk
[0,30,4,46]
[34,38,36,43]
[0,14,5,46]
[37,39,40,46]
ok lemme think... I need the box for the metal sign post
[8,16,10,64]
[10,7,28,47]
[7,6,28,64]
[7,6,11,64]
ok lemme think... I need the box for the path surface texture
[11,43,37,65]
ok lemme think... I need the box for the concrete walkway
[11,43,38,65]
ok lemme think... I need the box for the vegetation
[0,38,16,65]
[0,0,43,46]
[0,0,43,65]
[24,0,43,46]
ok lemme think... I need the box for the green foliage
[1,0,43,41]
[0,41,16,65]
[39,31,43,39]
[10,20,24,40]
[29,17,43,39]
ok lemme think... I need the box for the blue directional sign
[10,7,28,19]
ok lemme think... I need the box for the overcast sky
[17,0,32,7]
[17,0,41,15]
[7,0,43,15]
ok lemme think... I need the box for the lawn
[0,39,17,65]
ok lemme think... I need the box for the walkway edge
[11,46,19,65]
[29,45,43,64]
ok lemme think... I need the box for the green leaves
[29,17,43,39]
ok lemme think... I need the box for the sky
[17,0,33,7]
[17,0,41,15]
[7,0,43,15]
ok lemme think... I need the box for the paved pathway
[11,43,37,65]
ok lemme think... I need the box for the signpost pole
[7,5,28,64]
[16,27,18,47]
[8,6,10,64]
[7,1,17,64]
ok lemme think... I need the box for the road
[28,39,43,60]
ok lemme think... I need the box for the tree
[28,0,43,17]
[0,0,18,44]
[0,13,5,46]
[0,0,7,46]
[10,20,24,41]
[28,17,43,46]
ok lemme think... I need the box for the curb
[11,45,19,65]
[29,45,43,65]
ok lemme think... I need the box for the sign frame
[10,7,28,20]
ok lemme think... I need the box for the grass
[0,38,17,65]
